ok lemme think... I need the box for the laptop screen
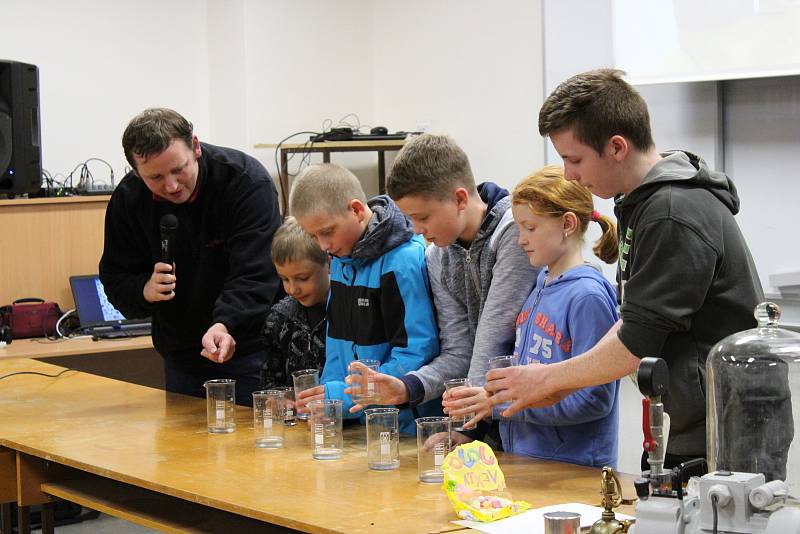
[70,275,126,325]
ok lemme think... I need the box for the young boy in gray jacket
[346,134,538,425]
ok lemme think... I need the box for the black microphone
[160,214,178,269]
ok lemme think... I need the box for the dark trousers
[163,349,266,407]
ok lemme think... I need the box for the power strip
[75,184,115,195]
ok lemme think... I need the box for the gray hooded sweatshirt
[615,150,763,457]
[400,183,539,406]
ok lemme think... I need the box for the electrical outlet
[415,121,432,133]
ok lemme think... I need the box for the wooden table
[0,336,164,391]
[255,140,407,213]
[0,336,153,360]
[0,358,636,533]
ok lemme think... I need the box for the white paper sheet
[452,502,634,534]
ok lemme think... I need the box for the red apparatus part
[642,398,657,452]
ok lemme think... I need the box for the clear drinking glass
[350,359,381,405]
[273,386,296,426]
[365,407,400,471]
[204,379,236,433]
[487,355,519,419]
[309,399,343,460]
[253,390,285,448]
[292,369,319,421]
[444,377,475,431]
[416,417,451,483]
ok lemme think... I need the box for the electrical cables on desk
[275,113,371,181]
[0,368,76,381]
[42,157,118,197]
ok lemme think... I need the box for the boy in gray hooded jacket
[346,134,538,425]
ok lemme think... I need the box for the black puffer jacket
[260,296,326,389]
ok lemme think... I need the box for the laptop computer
[69,274,151,338]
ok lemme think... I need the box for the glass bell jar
[707,302,800,493]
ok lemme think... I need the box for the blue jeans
[163,349,266,407]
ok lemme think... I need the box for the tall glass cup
[273,386,296,426]
[416,417,451,483]
[309,399,343,460]
[365,407,400,470]
[292,369,319,421]
[204,379,236,433]
[487,355,519,419]
[350,359,381,405]
[444,378,474,431]
[253,390,285,448]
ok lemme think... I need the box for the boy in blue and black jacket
[289,163,440,435]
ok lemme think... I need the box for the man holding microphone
[100,108,282,405]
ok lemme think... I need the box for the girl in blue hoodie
[499,165,620,467]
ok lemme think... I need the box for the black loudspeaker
[0,60,42,196]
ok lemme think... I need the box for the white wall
[1,0,211,184]
[372,0,545,191]
[240,0,378,195]
[723,76,800,297]
[227,0,546,197]
[3,0,546,197]
[542,0,617,281]
[207,0,248,151]
[543,0,641,476]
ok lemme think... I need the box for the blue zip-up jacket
[322,195,440,434]
[501,265,620,468]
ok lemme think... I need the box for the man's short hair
[386,134,475,200]
[122,108,194,171]
[271,216,328,266]
[538,68,655,154]
[289,163,366,218]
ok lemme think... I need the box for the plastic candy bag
[441,440,531,522]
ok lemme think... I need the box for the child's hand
[344,361,409,413]
[296,385,325,415]
[442,386,490,429]
[421,430,473,451]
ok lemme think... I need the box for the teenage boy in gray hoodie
[346,134,538,429]
[485,69,763,467]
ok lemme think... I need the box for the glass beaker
[487,355,519,419]
[365,407,400,470]
[253,390,285,448]
[292,369,319,421]
[444,377,475,431]
[309,399,343,460]
[204,379,236,433]
[416,416,451,483]
[350,359,381,405]
[273,386,296,426]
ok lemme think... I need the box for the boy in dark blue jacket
[289,163,440,434]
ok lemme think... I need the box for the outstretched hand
[344,361,409,413]
[201,322,236,363]
[484,362,573,417]
[442,385,490,429]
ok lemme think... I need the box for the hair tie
[591,210,601,222]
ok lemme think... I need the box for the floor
[30,512,157,533]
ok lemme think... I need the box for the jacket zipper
[508,284,545,444]
[465,249,481,294]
